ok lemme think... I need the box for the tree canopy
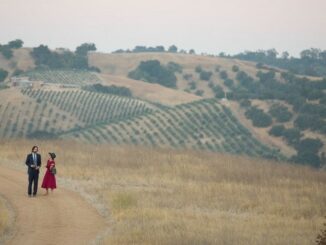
[0,68,9,82]
[128,60,177,88]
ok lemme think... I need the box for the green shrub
[245,107,272,127]
[232,65,239,72]
[240,99,251,108]
[256,62,264,69]
[128,60,177,88]
[183,73,193,80]
[199,70,212,81]
[269,125,285,137]
[282,127,302,145]
[195,66,202,73]
[12,69,24,76]
[296,115,326,134]
[83,83,132,97]
[212,85,224,98]
[167,62,183,73]
[224,78,234,87]
[0,68,9,82]
[0,45,13,59]
[269,104,293,122]
[195,90,204,96]
[219,70,228,79]
[291,151,321,168]
[189,81,197,90]
[295,138,323,154]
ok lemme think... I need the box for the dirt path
[0,166,106,245]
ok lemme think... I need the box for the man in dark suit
[25,145,42,197]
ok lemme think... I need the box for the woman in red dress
[41,152,57,195]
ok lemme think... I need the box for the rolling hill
[0,47,325,166]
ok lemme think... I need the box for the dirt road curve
[0,166,105,245]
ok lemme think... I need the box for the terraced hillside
[21,88,157,125]
[0,86,281,160]
[22,69,101,85]
[1,48,324,165]
[89,52,325,166]
[0,88,79,138]
[61,99,282,160]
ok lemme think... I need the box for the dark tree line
[232,48,326,77]
[0,39,23,59]
[113,45,195,54]
[83,83,132,97]
[128,60,178,88]
[245,107,272,127]
[31,43,99,71]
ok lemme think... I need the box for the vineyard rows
[22,70,101,85]
[0,98,79,138]
[62,99,282,159]
[0,86,282,160]
[21,88,157,125]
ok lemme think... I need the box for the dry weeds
[0,195,13,243]
[1,140,326,244]
[0,199,9,236]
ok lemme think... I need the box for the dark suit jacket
[25,153,42,174]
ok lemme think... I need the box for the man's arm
[26,154,37,168]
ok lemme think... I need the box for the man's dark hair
[31,146,38,152]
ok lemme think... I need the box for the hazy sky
[1,0,326,56]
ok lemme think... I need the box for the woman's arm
[49,163,55,170]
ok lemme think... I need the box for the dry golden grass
[88,52,259,78]
[1,140,326,244]
[0,197,10,241]
[99,73,201,106]
[0,48,35,79]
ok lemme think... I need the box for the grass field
[0,196,11,242]
[1,140,325,244]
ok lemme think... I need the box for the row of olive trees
[112,45,196,54]
[22,89,153,125]
[71,99,279,159]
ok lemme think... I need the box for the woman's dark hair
[31,146,38,152]
[49,152,56,159]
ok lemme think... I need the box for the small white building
[59,84,80,88]
[11,76,44,88]
[11,76,32,87]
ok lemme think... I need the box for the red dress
[41,159,57,189]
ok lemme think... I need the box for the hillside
[88,52,326,166]
[89,52,264,100]
[99,73,201,106]
[0,47,325,166]
[0,48,35,77]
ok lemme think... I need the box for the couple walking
[25,146,57,197]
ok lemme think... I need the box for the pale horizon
[1,0,326,57]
